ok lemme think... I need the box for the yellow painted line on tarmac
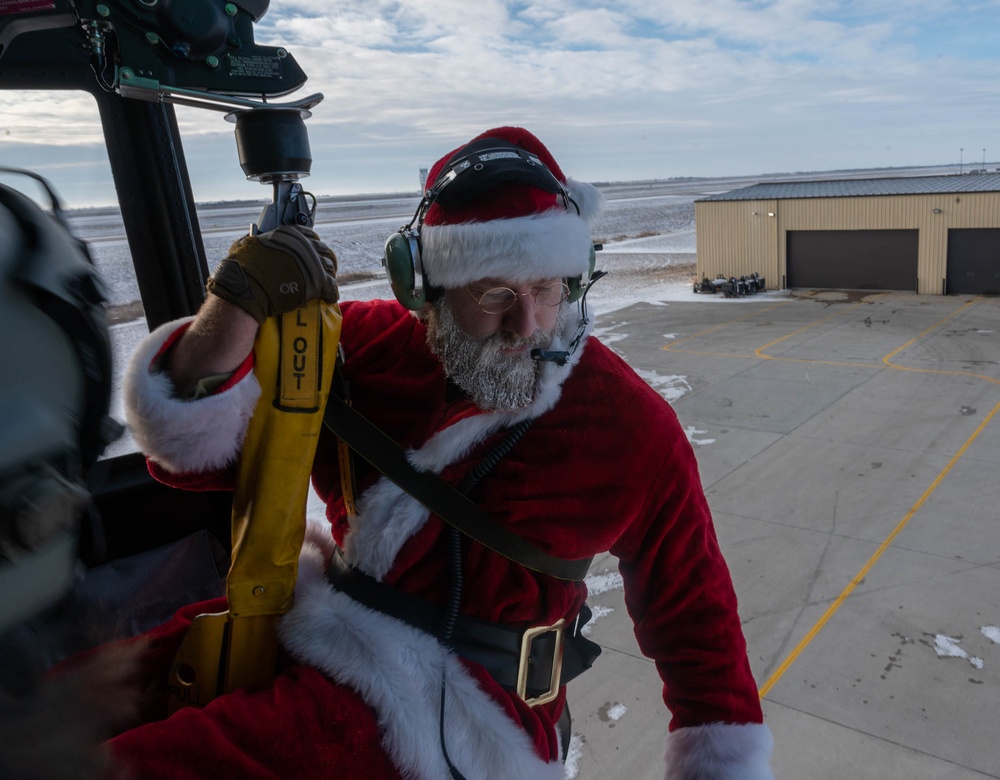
[882,296,1000,387]
[756,295,998,698]
[665,297,881,370]
[669,295,998,386]
[755,295,886,360]
[658,292,1000,700]
[662,300,791,352]
[754,356,882,370]
[664,349,884,371]
[663,294,882,362]
[882,296,980,365]
[758,397,1000,698]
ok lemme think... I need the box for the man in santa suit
[117,126,774,779]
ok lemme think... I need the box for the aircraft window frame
[2,89,145,458]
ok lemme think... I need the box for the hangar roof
[699,172,1000,201]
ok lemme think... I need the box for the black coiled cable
[438,417,534,779]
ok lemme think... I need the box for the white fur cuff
[665,722,774,780]
[123,317,261,474]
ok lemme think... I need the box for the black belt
[327,552,602,706]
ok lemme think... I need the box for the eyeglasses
[467,281,571,314]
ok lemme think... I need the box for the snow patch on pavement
[585,570,624,596]
[934,635,984,669]
[684,425,716,446]
[591,321,631,345]
[581,604,615,637]
[563,734,584,779]
[633,368,692,402]
[606,703,628,722]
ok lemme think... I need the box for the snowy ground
[76,185,702,317]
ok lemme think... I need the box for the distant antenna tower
[418,167,428,190]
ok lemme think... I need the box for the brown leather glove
[206,225,339,323]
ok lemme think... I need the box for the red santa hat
[419,126,603,289]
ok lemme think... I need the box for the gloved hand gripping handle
[168,182,343,712]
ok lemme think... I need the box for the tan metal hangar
[695,173,1000,295]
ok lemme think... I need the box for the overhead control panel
[0,0,307,97]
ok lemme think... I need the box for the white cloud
[2,1,997,202]
[0,92,105,146]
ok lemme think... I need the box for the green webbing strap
[323,394,593,582]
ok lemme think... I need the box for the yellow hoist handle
[167,299,342,713]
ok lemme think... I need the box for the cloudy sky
[2,0,998,206]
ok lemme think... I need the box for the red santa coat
[119,298,772,780]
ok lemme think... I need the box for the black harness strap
[324,383,597,775]
[326,552,602,695]
[323,393,593,581]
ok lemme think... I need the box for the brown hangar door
[946,229,1000,295]
[786,230,918,291]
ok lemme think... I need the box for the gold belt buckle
[516,618,566,707]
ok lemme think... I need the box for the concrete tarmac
[567,290,1000,779]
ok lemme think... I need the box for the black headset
[0,172,121,627]
[0,171,120,468]
[383,138,596,310]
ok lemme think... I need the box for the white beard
[425,300,567,412]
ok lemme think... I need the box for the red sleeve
[611,429,763,730]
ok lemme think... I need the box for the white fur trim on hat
[420,179,604,290]
[565,177,604,225]
[421,210,591,289]
[664,722,775,780]
[123,317,261,474]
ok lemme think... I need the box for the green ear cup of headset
[383,231,426,310]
